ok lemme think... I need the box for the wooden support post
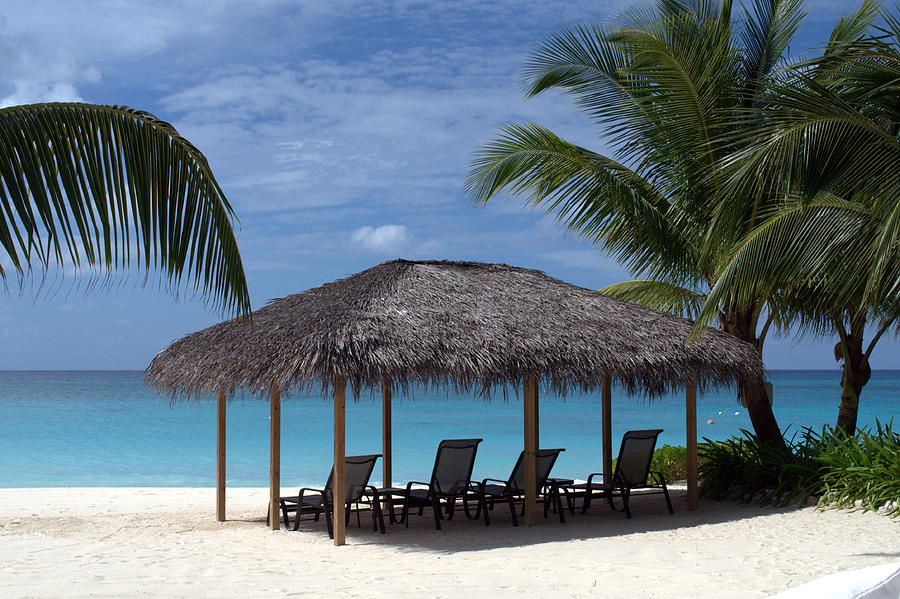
[601,374,612,483]
[333,378,347,546]
[269,383,281,530]
[523,377,538,527]
[382,382,392,489]
[216,388,226,522]
[686,380,699,511]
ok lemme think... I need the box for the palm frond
[722,75,900,202]
[827,0,881,50]
[694,193,889,336]
[465,122,700,280]
[599,278,706,318]
[0,103,250,315]
[739,0,805,106]
[523,22,656,150]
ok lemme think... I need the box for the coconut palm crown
[465,0,813,447]
[696,1,900,433]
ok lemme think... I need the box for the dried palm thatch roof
[146,259,763,399]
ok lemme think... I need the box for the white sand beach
[1,485,897,598]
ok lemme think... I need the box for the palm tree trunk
[835,316,871,435]
[740,374,785,448]
[720,307,786,450]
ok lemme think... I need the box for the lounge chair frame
[478,448,566,526]
[279,454,384,538]
[400,438,487,530]
[570,429,673,518]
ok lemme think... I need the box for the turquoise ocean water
[0,370,897,488]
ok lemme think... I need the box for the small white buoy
[734,411,740,416]
[718,411,722,415]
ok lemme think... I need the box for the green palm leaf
[695,193,895,334]
[0,103,250,315]
[599,279,706,318]
[465,122,698,280]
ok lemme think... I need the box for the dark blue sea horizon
[1,370,897,488]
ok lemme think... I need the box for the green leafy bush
[817,422,900,518]
[698,422,899,517]
[610,444,692,483]
[650,444,690,482]
[698,429,826,506]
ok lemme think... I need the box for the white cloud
[351,224,411,255]
[0,81,83,108]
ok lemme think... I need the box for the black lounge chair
[478,448,566,526]
[569,429,673,518]
[279,454,383,538]
[400,438,486,530]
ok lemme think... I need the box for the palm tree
[696,2,900,434]
[466,0,809,448]
[0,102,250,315]
[699,192,900,435]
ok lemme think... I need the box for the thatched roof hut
[146,259,764,545]
[146,259,761,399]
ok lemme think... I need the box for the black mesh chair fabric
[506,449,563,493]
[431,439,482,494]
[400,438,487,530]
[279,454,383,538]
[615,430,658,487]
[479,448,565,526]
[324,455,380,504]
[568,429,673,519]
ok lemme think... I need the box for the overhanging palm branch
[465,122,698,279]
[705,0,876,252]
[0,103,250,315]
[714,4,900,320]
[721,76,900,202]
[721,1,898,203]
[599,279,706,319]
[695,192,898,334]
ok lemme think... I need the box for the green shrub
[698,422,899,517]
[610,444,692,483]
[698,429,825,506]
[817,422,900,518]
[651,444,690,482]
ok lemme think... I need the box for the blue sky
[0,0,896,371]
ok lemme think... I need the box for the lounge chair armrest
[298,487,329,504]
[480,478,510,487]
[465,481,484,493]
[648,470,667,485]
[404,481,432,493]
[586,472,610,484]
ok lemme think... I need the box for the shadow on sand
[259,487,810,553]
